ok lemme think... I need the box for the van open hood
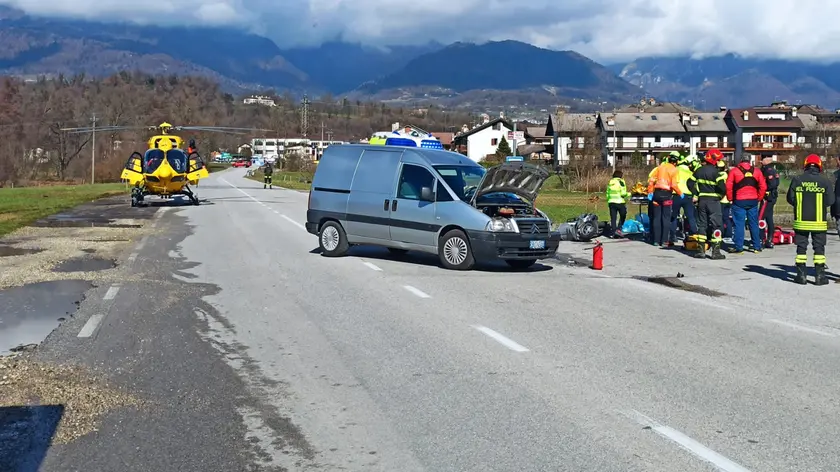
[470,162,550,204]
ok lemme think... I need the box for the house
[681,109,736,159]
[451,115,532,162]
[243,95,276,106]
[725,102,804,162]
[796,106,840,155]
[544,113,599,165]
[430,132,454,150]
[597,112,688,166]
[525,126,552,161]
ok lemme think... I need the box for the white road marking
[280,214,307,231]
[403,285,430,298]
[473,325,530,352]
[624,410,751,472]
[103,285,120,300]
[362,262,382,271]
[77,314,104,338]
[769,319,837,337]
[127,253,137,263]
[135,235,148,250]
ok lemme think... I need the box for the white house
[681,111,735,159]
[597,112,689,166]
[243,95,276,106]
[452,116,526,162]
[544,113,599,165]
[251,137,346,159]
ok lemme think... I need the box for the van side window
[397,164,435,200]
[436,180,454,201]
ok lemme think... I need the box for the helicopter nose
[159,167,172,179]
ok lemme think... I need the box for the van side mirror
[420,186,434,202]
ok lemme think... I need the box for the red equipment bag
[772,226,795,245]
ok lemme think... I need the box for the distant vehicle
[232,159,251,168]
[305,144,559,270]
[368,129,443,149]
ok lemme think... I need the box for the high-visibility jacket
[676,164,693,195]
[647,162,682,195]
[786,168,835,231]
[687,163,726,199]
[606,177,629,204]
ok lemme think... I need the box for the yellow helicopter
[63,122,268,207]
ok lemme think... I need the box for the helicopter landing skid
[183,185,200,206]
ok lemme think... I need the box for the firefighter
[263,160,274,189]
[831,155,840,239]
[647,152,682,246]
[187,139,196,155]
[605,169,629,238]
[670,153,698,244]
[787,154,835,285]
[759,156,780,248]
[687,148,727,259]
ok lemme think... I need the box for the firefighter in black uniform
[687,148,727,260]
[787,154,835,285]
[263,161,273,189]
[759,156,780,248]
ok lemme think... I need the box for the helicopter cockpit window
[143,149,164,173]
[166,149,188,173]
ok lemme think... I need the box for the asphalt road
[12,167,840,471]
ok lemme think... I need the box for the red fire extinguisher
[592,240,603,270]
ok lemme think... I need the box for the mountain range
[3,5,840,111]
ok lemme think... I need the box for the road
[5,167,840,471]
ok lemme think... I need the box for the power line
[90,113,97,185]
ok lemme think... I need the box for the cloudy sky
[1,0,838,63]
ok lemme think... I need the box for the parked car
[232,159,251,168]
[305,144,559,270]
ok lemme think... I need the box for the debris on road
[0,353,144,444]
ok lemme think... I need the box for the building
[451,115,532,162]
[251,137,345,160]
[526,126,553,161]
[544,113,599,165]
[725,102,803,162]
[243,95,276,106]
[430,132,455,150]
[796,106,840,155]
[597,112,689,166]
[682,110,735,159]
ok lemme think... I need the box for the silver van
[305,144,560,270]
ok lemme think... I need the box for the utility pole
[300,95,310,138]
[320,121,325,142]
[91,113,96,184]
[512,118,517,158]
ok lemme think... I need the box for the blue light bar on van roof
[420,140,443,149]
[385,137,417,147]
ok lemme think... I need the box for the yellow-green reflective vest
[606,177,629,204]
[719,171,729,203]
[677,164,693,195]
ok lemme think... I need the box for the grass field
[246,171,313,190]
[0,183,127,237]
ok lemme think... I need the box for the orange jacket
[647,162,682,195]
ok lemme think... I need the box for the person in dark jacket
[831,156,840,239]
[787,154,835,285]
[263,161,273,189]
[759,157,779,248]
[726,155,767,253]
[687,148,727,259]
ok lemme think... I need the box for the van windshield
[433,165,485,201]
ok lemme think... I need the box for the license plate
[529,240,545,249]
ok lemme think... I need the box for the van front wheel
[319,221,349,257]
[439,229,475,270]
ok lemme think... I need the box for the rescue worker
[726,155,767,254]
[263,160,273,189]
[759,156,779,248]
[187,139,196,155]
[687,148,727,259]
[786,154,835,285]
[647,152,682,247]
[606,169,629,238]
[831,155,840,239]
[670,153,698,244]
[646,154,668,243]
[718,160,733,242]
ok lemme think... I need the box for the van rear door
[345,149,402,241]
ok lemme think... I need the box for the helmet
[667,151,680,163]
[804,154,823,171]
[716,160,726,169]
[705,148,723,165]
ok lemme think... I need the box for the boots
[794,263,807,285]
[692,248,706,259]
[710,243,726,260]
[815,263,828,286]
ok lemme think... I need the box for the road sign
[507,131,525,141]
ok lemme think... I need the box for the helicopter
[62,122,269,207]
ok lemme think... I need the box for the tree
[495,136,512,160]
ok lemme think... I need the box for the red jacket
[726,162,767,202]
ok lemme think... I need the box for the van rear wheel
[319,221,349,257]
[439,229,475,270]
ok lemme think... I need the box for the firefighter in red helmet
[786,154,835,284]
[687,148,727,259]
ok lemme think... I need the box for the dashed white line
[103,285,120,300]
[77,315,104,338]
[362,262,382,271]
[473,325,530,352]
[769,319,837,337]
[280,214,307,231]
[624,410,751,472]
[403,285,430,298]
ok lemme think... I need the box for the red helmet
[804,154,823,171]
[705,148,723,164]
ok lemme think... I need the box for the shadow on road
[309,246,553,272]
[0,405,64,471]
[743,263,840,283]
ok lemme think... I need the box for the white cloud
[3,0,840,63]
